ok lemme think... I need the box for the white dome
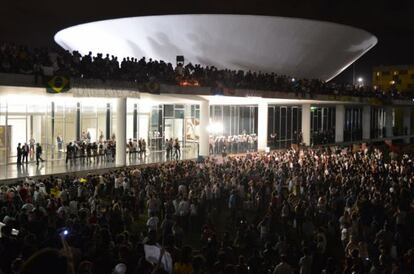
[55,14,377,81]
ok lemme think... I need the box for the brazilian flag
[45,76,70,93]
[141,80,160,94]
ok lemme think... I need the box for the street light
[357,77,364,87]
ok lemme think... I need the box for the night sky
[1,0,413,84]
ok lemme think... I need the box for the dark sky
[1,0,413,83]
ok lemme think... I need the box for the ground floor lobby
[0,144,198,182]
[1,85,414,182]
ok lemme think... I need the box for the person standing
[165,138,171,159]
[57,135,63,151]
[128,138,134,160]
[36,143,44,165]
[142,139,146,158]
[99,130,104,142]
[29,137,35,156]
[169,138,174,159]
[17,143,22,165]
[66,142,72,164]
[22,143,29,164]
[86,142,92,163]
[174,138,181,159]
[138,139,143,158]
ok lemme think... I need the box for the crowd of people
[65,140,117,165]
[1,144,414,273]
[1,42,413,100]
[65,137,150,165]
[209,134,258,155]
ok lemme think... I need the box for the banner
[72,88,140,98]
[0,126,5,148]
[0,125,11,150]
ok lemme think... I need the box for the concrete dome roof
[54,14,377,81]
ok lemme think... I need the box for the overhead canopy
[54,14,377,81]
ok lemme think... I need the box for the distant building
[373,65,414,92]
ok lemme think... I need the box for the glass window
[287,107,292,140]
[292,107,298,135]
[185,105,192,118]
[214,106,222,122]
[268,107,274,137]
[175,109,184,119]
[223,106,230,136]
[275,107,280,140]
[164,105,174,117]
[280,107,286,140]
[209,105,258,137]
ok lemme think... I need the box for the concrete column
[76,102,81,141]
[301,104,311,146]
[199,100,209,157]
[335,105,345,143]
[385,106,393,138]
[362,105,371,140]
[403,108,411,143]
[257,101,269,152]
[115,97,127,166]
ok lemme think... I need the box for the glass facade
[393,107,405,136]
[148,103,200,151]
[0,96,117,164]
[1,90,411,167]
[268,105,302,148]
[209,105,258,154]
[210,105,257,136]
[0,94,200,165]
[344,107,363,142]
[310,106,335,145]
[370,107,386,139]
